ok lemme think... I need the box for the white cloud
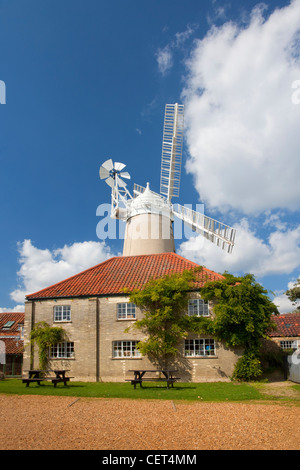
[9,239,113,304]
[156,24,198,75]
[272,277,300,313]
[174,24,196,47]
[156,45,173,76]
[272,292,295,314]
[178,219,300,278]
[182,0,300,214]
[0,305,25,313]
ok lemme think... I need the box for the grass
[0,378,264,402]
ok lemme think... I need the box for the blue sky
[0,0,299,312]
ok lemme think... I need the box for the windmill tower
[99,103,236,256]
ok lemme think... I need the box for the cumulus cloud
[9,239,113,304]
[182,0,300,214]
[178,219,300,278]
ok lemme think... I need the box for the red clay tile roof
[0,337,24,354]
[0,312,24,330]
[0,312,25,354]
[26,253,224,300]
[269,313,300,337]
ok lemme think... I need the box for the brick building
[269,312,300,350]
[0,312,24,376]
[23,253,242,382]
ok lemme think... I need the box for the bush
[232,352,263,381]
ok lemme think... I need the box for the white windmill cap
[127,182,172,219]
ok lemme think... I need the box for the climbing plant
[125,269,203,368]
[198,273,279,380]
[126,269,279,381]
[30,321,68,370]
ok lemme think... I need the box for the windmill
[99,103,236,256]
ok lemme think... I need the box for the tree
[126,269,279,381]
[285,278,300,311]
[30,321,68,370]
[198,273,279,380]
[125,269,203,368]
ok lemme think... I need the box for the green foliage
[199,273,279,349]
[30,321,68,370]
[232,352,263,382]
[126,269,202,368]
[285,277,300,310]
[127,269,279,381]
[199,273,279,380]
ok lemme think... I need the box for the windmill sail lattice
[160,103,184,201]
[99,103,236,256]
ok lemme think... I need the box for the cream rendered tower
[122,183,175,256]
[99,104,236,256]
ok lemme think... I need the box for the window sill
[117,318,137,321]
[50,357,75,361]
[111,357,142,360]
[185,355,218,359]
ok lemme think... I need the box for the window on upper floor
[188,299,210,317]
[53,305,71,322]
[117,303,136,320]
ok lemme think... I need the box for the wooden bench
[45,376,74,387]
[126,370,180,389]
[22,378,44,387]
[21,370,74,387]
[127,377,180,389]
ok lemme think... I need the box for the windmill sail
[99,103,236,256]
[172,203,236,253]
[160,103,184,201]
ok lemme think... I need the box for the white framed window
[188,299,209,317]
[53,305,71,322]
[280,340,300,350]
[50,342,74,359]
[184,339,216,357]
[117,303,136,320]
[112,341,141,358]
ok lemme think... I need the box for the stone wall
[23,294,242,382]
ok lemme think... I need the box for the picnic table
[22,369,73,387]
[127,369,180,389]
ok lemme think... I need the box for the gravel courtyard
[0,393,299,450]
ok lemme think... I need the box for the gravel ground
[0,394,299,450]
